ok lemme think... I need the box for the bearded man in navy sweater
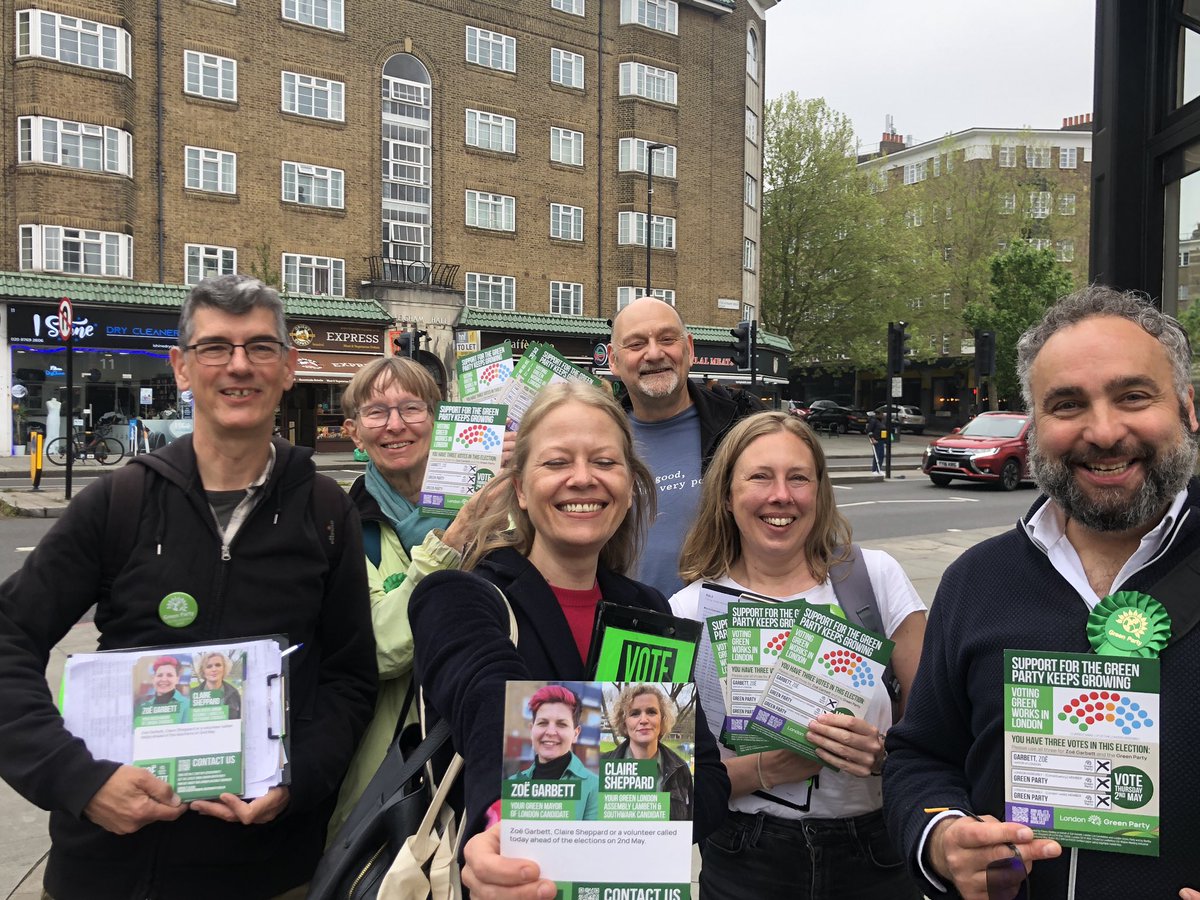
[883,285,1200,900]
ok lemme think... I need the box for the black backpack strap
[309,474,346,567]
[100,464,148,597]
[829,544,901,721]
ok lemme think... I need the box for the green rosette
[1087,591,1171,657]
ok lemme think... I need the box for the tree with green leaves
[761,95,922,371]
[963,240,1073,409]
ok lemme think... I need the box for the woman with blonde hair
[194,651,240,720]
[602,683,692,821]
[671,411,926,899]
[410,382,729,896]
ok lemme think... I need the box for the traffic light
[393,327,415,358]
[730,320,756,371]
[974,329,996,380]
[887,322,910,374]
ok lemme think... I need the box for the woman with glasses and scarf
[326,356,513,839]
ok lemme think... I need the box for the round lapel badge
[158,592,198,628]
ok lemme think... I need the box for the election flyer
[744,603,894,761]
[498,342,601,426]
[418,402,507,517]
[500,680,693,900]
[587,603,701,683]
[456,341,514,403]
[723,601,809,754]
[1003,650,1160,856]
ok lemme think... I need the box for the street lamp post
[645,143,668,294]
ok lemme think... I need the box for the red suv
[922,412,1031,491]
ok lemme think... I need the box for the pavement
[0,427,971,896]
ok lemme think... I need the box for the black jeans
[700,809,921,900]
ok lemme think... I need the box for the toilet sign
[58,297,73,341]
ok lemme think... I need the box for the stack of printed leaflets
[455,341,515,403]
[494,342,601,426]
[58,637,291,801]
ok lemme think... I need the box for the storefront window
[1161,139,1200,317]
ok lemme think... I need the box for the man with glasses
[883,285,1200,899]
[609,296,751,595]
[0,275,376,898]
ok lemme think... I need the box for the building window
[1056,239,1075,262]
[620,0,678,34]
[551,48,584,89]
[466,190,516,231]
[1030,238,1051,251]
[942,292,951,309]
[617,286,675,309]
[551,0,585,15]
[1059,146,1078,169]
[1059,193,1077,216]
[746,107,759,145]
[550,281,583,315]
[910,297,924,310]
[15,11,131,76]
[466,26,516,73]
[382,54,432,265]
[1026,146,1051,168]
[283,253,344,295]
[747,27,759,79]
[550,203,584,241]
[282,0,343,31]
[998,145,1017,168]
[905,208,923,228]
[282,161,344,208]
[745,173,758,208]
[185,51,237,102]
[466,272,516,310]
[619,138,677,176]
[618,211,675,249]
[17,116,132,176]
[743,238,756,271]
[1028,191,1052,219]
[19,225,132,277]
[903,161,927,184]
[465,109,516,153]
[185,244,236,284]
[185,146,236,193]
[1181,250,1192,267]
[281,71,344,121]
[1001,193,1017,214]
[550,127,584,166]
[619,62,677,105]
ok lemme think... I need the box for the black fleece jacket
[0,436,376,899]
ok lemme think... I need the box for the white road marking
[838,497,980,507]
[16,547,34,553]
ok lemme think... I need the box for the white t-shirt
[669,548,926,820]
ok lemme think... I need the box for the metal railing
[364,257,459,290]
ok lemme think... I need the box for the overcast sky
[764,0,1096,151]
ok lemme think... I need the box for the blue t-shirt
[629,405,703,597]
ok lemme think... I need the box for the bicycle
[44,423,125,467]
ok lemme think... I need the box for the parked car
[806,404,870,434]
[873,404,926,434]
[792,398,842,421]
[921,411,1031,491]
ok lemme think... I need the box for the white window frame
[282,160,344,208]
[185,146,237,193]
[1060,146,1078,169]
[743,238,756,271]
[550,203,584,241]
[618,211,675,249]
[619,62,677,105]
[551,0,585,15]
[19,224,132,277]
[18,116,133,176]
[744,173,758,208]
[282,252,345,295]
[466,26,516,73]
[1001,193,1017,214]
[282,0,343,32]
[746,28,759,80]
[618,138,677,177]
[1030,238,1051,251]
[466,190,516,231]
[998,145,1017,168]
[550,281,584,316]
[1026,146,1051,168]
[1181,250,1192,268]
[184,50,237,102]
[281,71,345,121]
[466,272,516,310]
[903,161,927,184]
[550,127,584,166]
[185,243,237,284]
[617,286,675,309]
[550,48,584,89]
[1056,239,1075,262]
[15,10,131,76]
[620,0,678,35]
[465,109,516,153]
[1028,191,1052,219]
[1059,193,1077,216]
[746,107,759,145]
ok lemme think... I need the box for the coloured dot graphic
[763,630,791,657]
[481,361,513,385]
[818,649,875,688]
[1056,691,1154,734]
[454,425,501,450]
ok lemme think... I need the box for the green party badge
[1087,591,1171,658]
[158,592,198,628]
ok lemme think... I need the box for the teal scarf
[364,462,442,554]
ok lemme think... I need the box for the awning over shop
[293,351,379,382]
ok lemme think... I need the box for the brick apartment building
[0,0,785,455]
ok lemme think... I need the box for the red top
[551,581,603,663]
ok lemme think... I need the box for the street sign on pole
[58,297,73,340]
[891,376,902,398]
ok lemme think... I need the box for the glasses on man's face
[185,340,288,366]
[357,402,430,428]
[985,846,1029,900]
